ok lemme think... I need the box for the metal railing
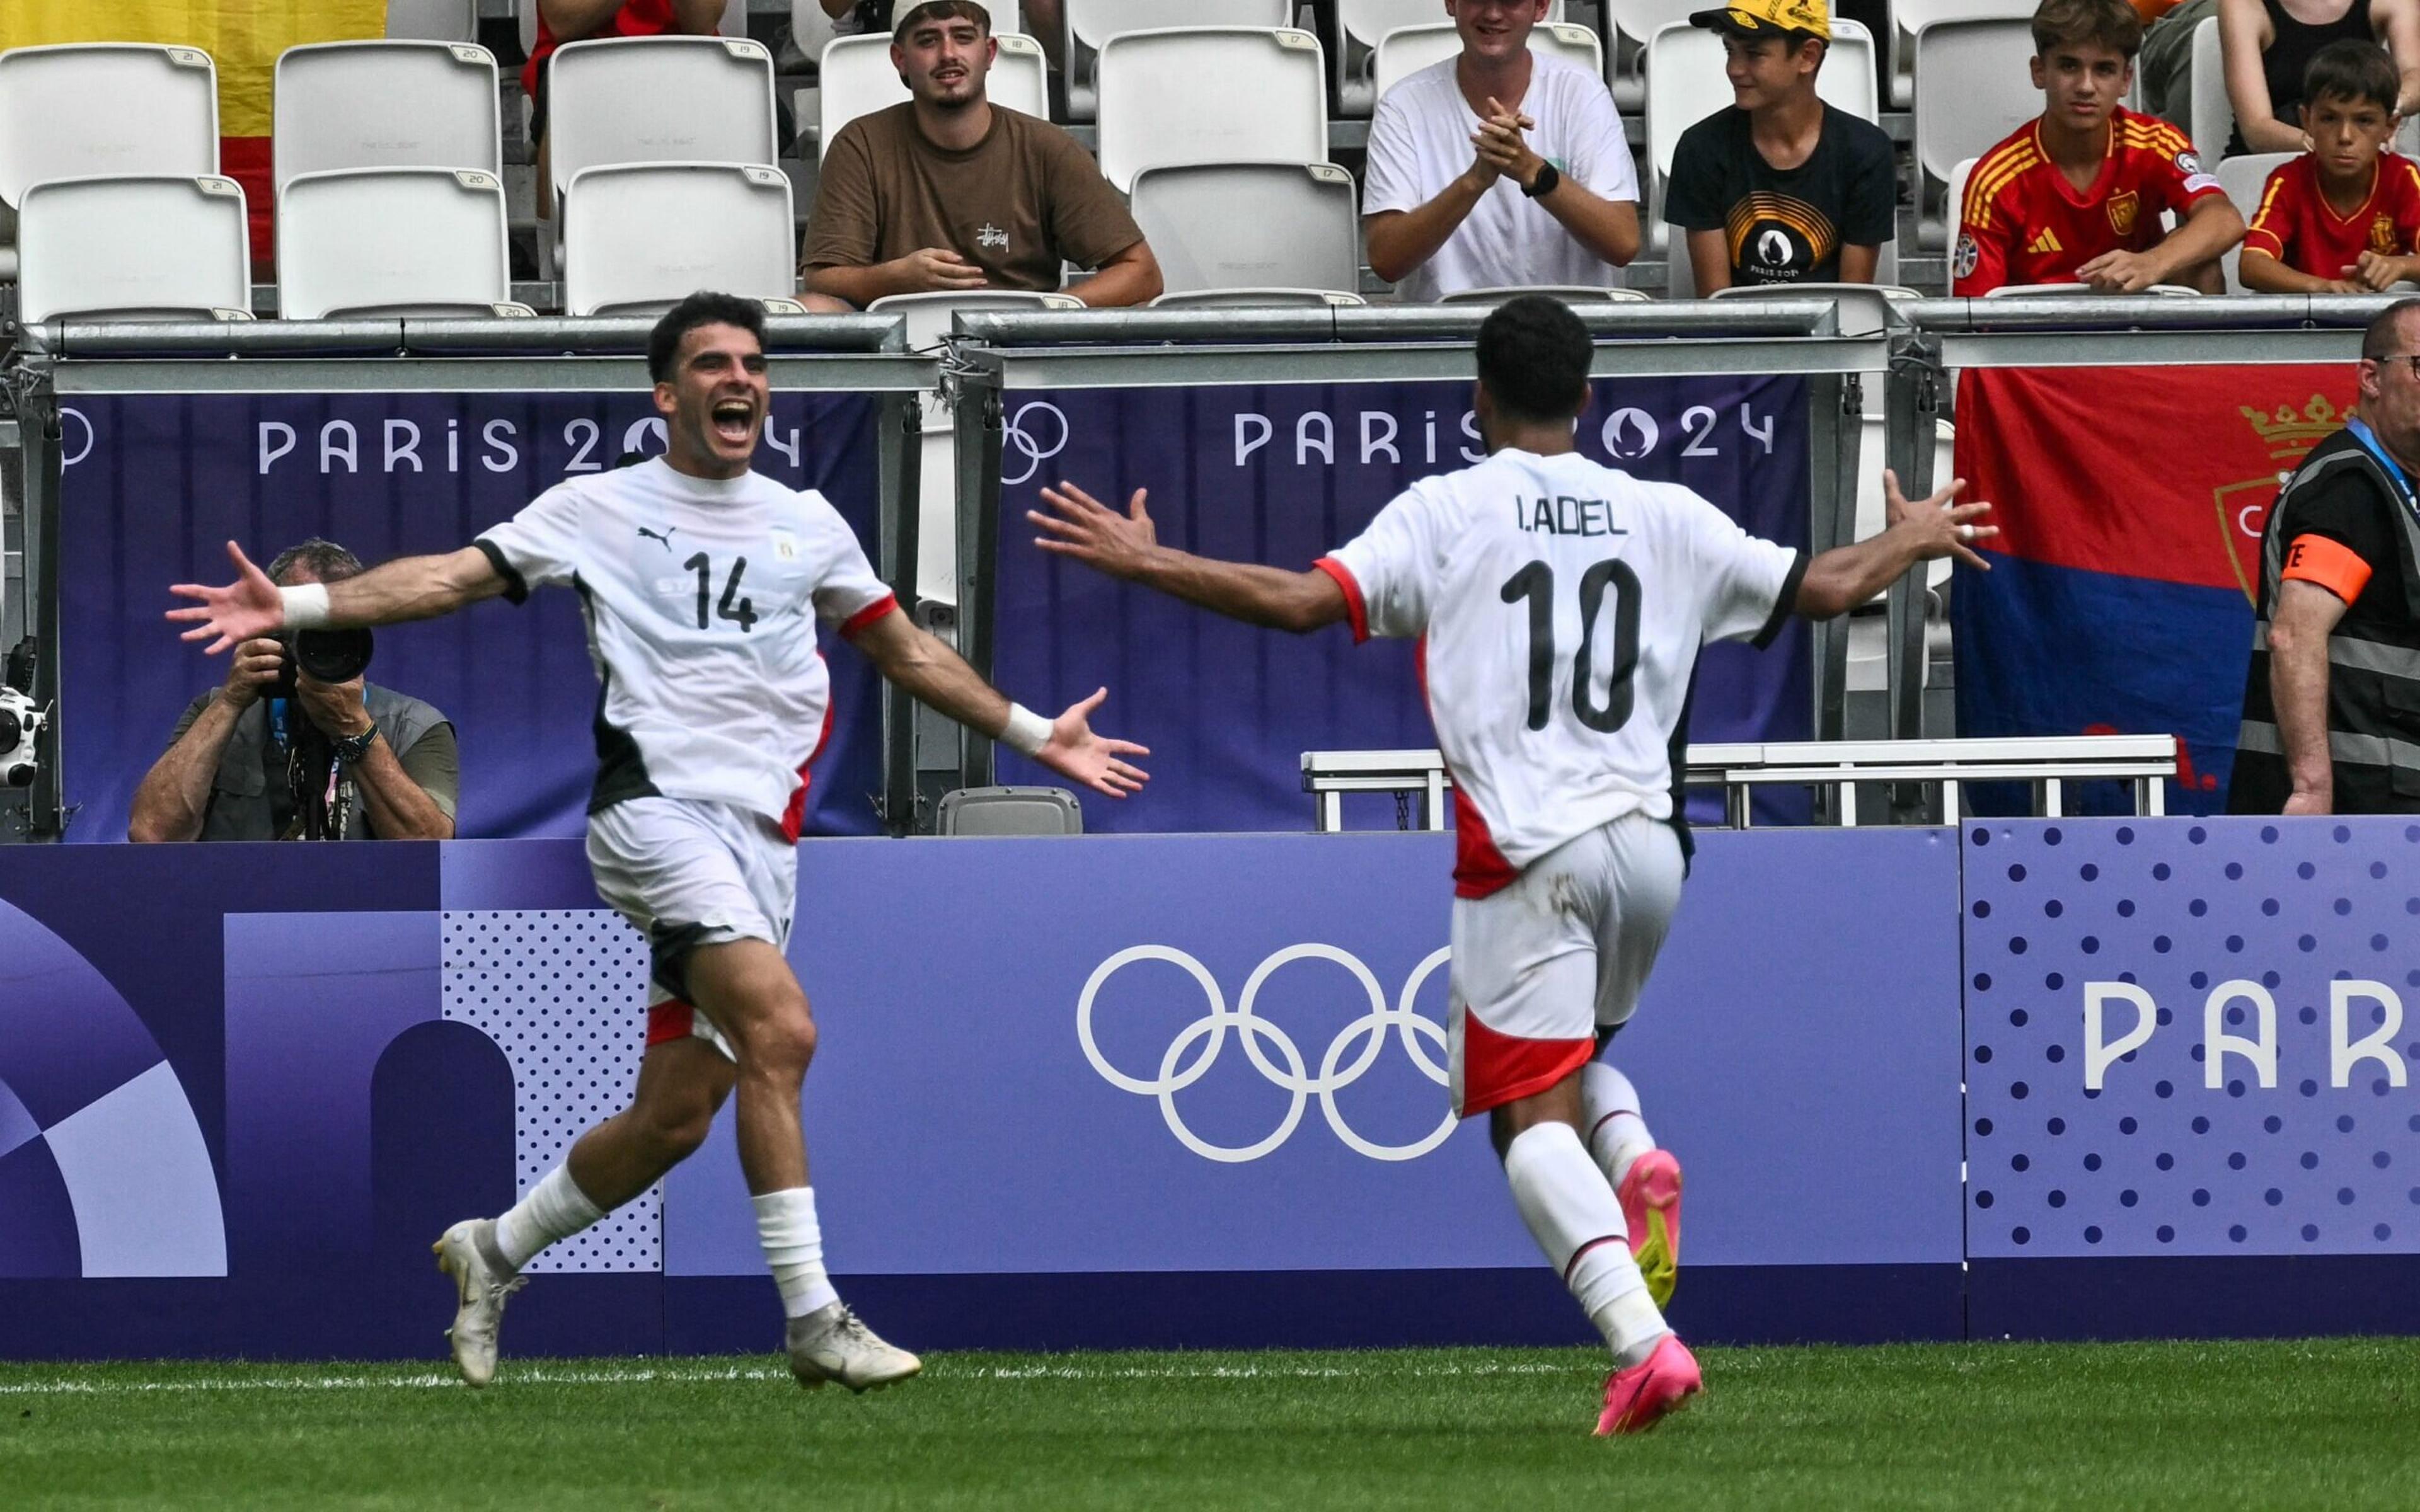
[1303,735,2179,832]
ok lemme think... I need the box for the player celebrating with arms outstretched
[171,292,1148,1392]
[1032,295,1988,1434]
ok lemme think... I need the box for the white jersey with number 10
[1316,447,1805,898]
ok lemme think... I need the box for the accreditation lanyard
[2344,417,2420,529]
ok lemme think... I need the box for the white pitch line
[0,1358,1576,1397]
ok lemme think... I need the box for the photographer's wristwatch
[332,726,379,765]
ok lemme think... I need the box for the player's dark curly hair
[1476,295,1594,426]
[266,539,365,586]
[2305,38,2400,115]
[647,292,768,383]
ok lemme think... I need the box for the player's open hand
[1034,687,1150,799]
[1032,481,1158,578]
[168,539,284,655]
[1885,469,1997,571]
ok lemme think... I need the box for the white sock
[493,1164,605,1271]
[752,1186,840,1319]
[1503,1122,1669,1368]
[1581,1061,1657,1190]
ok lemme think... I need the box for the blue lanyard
[2344,417,2420,524]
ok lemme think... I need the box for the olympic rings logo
[1000,400,1069,487]
[1076,944,1457,1164]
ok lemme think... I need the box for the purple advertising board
[988,378,1814,833]
[52,392,885,844]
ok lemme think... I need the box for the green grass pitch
[5,1339,2417,1509]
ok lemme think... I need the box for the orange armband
[2282,534,2374,604]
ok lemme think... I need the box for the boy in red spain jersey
[1954,0,2244,294]
[2240,41,2420,293]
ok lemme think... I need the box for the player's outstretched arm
[1030,481,1351,634]
[848,610,1150,799]
[1794,471,1997,621]
[168,540,509,654]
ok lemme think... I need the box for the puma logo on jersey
[637,525,679,551]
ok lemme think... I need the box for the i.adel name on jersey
[1519,495,1632,539]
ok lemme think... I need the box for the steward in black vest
[2232,423,2420,812]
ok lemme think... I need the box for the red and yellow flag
[3,1,390,261]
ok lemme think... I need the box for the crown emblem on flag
[2238,394,2345,461]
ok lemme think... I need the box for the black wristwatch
[1522,161,1560,199]
[333,726,379,765]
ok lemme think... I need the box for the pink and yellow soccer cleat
[1617,1148,1683,1310]
[1595,1333,1702,1436]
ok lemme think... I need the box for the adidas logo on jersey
[2025,227,2064,256]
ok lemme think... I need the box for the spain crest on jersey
[2372,213,2400,254]
[2107,191,2140,237]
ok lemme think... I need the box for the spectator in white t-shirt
[1363,0,1641,301]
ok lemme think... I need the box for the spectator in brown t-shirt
[800,0,1161,307]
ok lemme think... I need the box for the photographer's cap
[1690,0,1829,40]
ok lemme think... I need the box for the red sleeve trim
[2283,534,2375,604]
[838,593,899,639]
[1311,557,1369,644]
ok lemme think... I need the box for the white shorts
[1448,812,1685,1118]
[587,796,797,1063]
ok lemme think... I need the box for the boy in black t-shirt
[1663,0,1897,289]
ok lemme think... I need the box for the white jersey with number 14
[1316,447,1804,897]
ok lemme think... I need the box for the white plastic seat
[524,0,746,57]
[1439,284,1651,302]
[1097,28,1328,193]
[2217,151,2293,292]
[1064,0,1291,121]
[278,168,514,318]
[1645,20,1876,253]
[1131,161,1359,295]
[1606,0,1707,108]
[1983,281,2203,295]
[796,0,1022,52]
[1371,21,1603,105]
[273,42,500,195]
[814,32,1049,158]
[560,162,796,317]
[1150,288,1366,306]
[0,45,219,209]
[545,36,779,210]
[1887,0,2032,108]
[386,0,478,42]
[1338,0,1567,115]
[1910,18,2041,204]
[2189,15,2233,163]
[18,175,251,323]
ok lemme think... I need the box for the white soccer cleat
[785,1302,922,1393]
[432,1218,525,1388]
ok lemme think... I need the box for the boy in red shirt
[1954,0,2244,294]
[2241,41,2420,293]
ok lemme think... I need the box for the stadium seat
[936,786,1083,835]
[522,0,746,59]
[1606,0,1706,109]
[277,168,516,319]
[273,42,501,194]
[1708,281,1918,336]
[1370,21,1604,105]
[1439,285,1651,302]
[386,0,478,42]
[1063,0,1292,122]
[1910,19,2040,220]
[794,0,1023,51]
[1096,28,1328,193]
[1887,0,2032,109]
[2215,151,2292,292]
[546,37,779,209]
[1131,161,1359,296]
[812,32,1049,158]
[1983,281,2204,294]
[0,44,219,210]
[1337,0,1566,115]
[559,162,795,317]
[2189,16,2232,163]
[1151,288,1367,306]
[18,175,251,323]
[1645,20,1876,254]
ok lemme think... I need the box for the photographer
[128,540,458,842]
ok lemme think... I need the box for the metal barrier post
[1884,332,1945,818]
[1806,369,1862,764]
[875,389,923,837]
[954,359,1006,801]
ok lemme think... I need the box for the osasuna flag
[1,1,388,261]
[1950,365,2358,813]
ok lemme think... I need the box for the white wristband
[1000,702,1052,758]
[280,583,331,631]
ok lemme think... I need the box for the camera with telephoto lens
[269,627,375,699]
[0,639,43,789]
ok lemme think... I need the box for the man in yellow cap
[1663,0,1898,290]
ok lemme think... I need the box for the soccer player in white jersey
[170,292,1148,1392]
[1032,295,1992,1434]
